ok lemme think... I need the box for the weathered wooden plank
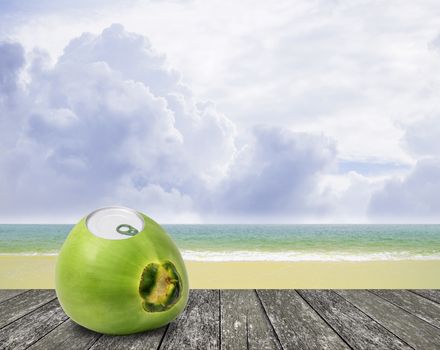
[257,289,349,350]
[411,289,440,305]
[3,289,440,350]
[370,289,440,328]
[0,289,56,329]
[28,319,101,350]
[0,298,68,350]
[298,290,412,350]
[89,326,167,350]
[0,289,28,304]
[220,289,281,350]
[337,289,440,350]
[159,289,219,350]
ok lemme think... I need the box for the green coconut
[55,208,189,335]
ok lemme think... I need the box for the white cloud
[1,0,440,222]
[0,42,27,150]
[0,24,353,223]
[403,115,440,157]
[205,125,337,221]
[368,158,440,222]
[319,171,387,223]
[0,25,237,222]
[367,113,440,222]
[3,0,440,166]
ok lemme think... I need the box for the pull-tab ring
[116,224,139,236]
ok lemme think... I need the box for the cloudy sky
[1,0,440,223]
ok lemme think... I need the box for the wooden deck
[0,290,440,349]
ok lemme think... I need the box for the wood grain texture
[258,289,349,350]
[89,326,167,350]
[2,289,440,350]
[337,289,440,350]
[298,290,412,350]
[411,289,440,305]
[0,289,56,329]
[370,289,440,328]
[27,319,101,350]
[220,289,281,350]
[0,298,68,350]
[159,289,219,350]
[0,290,28,304]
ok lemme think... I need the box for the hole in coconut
[139,260,182,312]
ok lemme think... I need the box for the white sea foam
[1,250,440,261]
[181,250,440,262]
[0,252,58,256]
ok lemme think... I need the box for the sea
[0,224,440,261]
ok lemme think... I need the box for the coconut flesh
[86,206,145,240]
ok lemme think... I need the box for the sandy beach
[1,255,439,289]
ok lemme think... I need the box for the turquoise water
[0,224,439,261]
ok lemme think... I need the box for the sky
[1,0,440,223]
